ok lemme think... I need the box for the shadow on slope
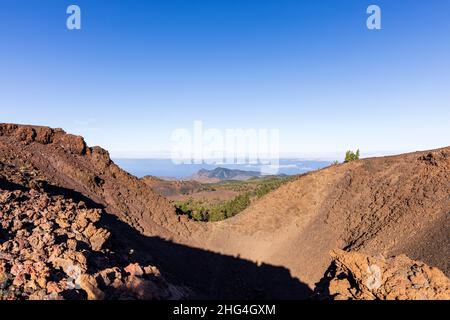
[102,213,313,299]
[22,180,313,300]
[0,176,28,192]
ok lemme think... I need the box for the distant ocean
[113,158,332,179]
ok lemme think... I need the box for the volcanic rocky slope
[0,124,308,299]
[0,162,188,300]
[1,123,449,300]
[199,146,450,291]
[315,249,450,300]
[0,124,202,240]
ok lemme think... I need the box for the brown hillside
[198,147,450,288]
[1,123,449,299]
[0,124,308,299]
[0,124,203,242]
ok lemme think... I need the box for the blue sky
[1,0,449,158]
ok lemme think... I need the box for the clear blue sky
[1,0,449,157]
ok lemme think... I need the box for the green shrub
[255,178,285,198]
[174,176,290,222]
[344,149,360,162]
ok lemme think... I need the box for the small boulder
[79,274,105,300]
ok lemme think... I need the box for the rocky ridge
[315,250,450,300]
[0,124,201,241]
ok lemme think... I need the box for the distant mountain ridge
[189,167,264,183]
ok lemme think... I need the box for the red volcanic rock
[15,126,36,145]
[315,249,450,300]
[0,124,18,136]
[54,133,86,155]
[79,274,105,300]
[124,263,144,277]
[0,124,86,153]
[0,123,195,242]
[0,163,190,300]
[34,127,55,144]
